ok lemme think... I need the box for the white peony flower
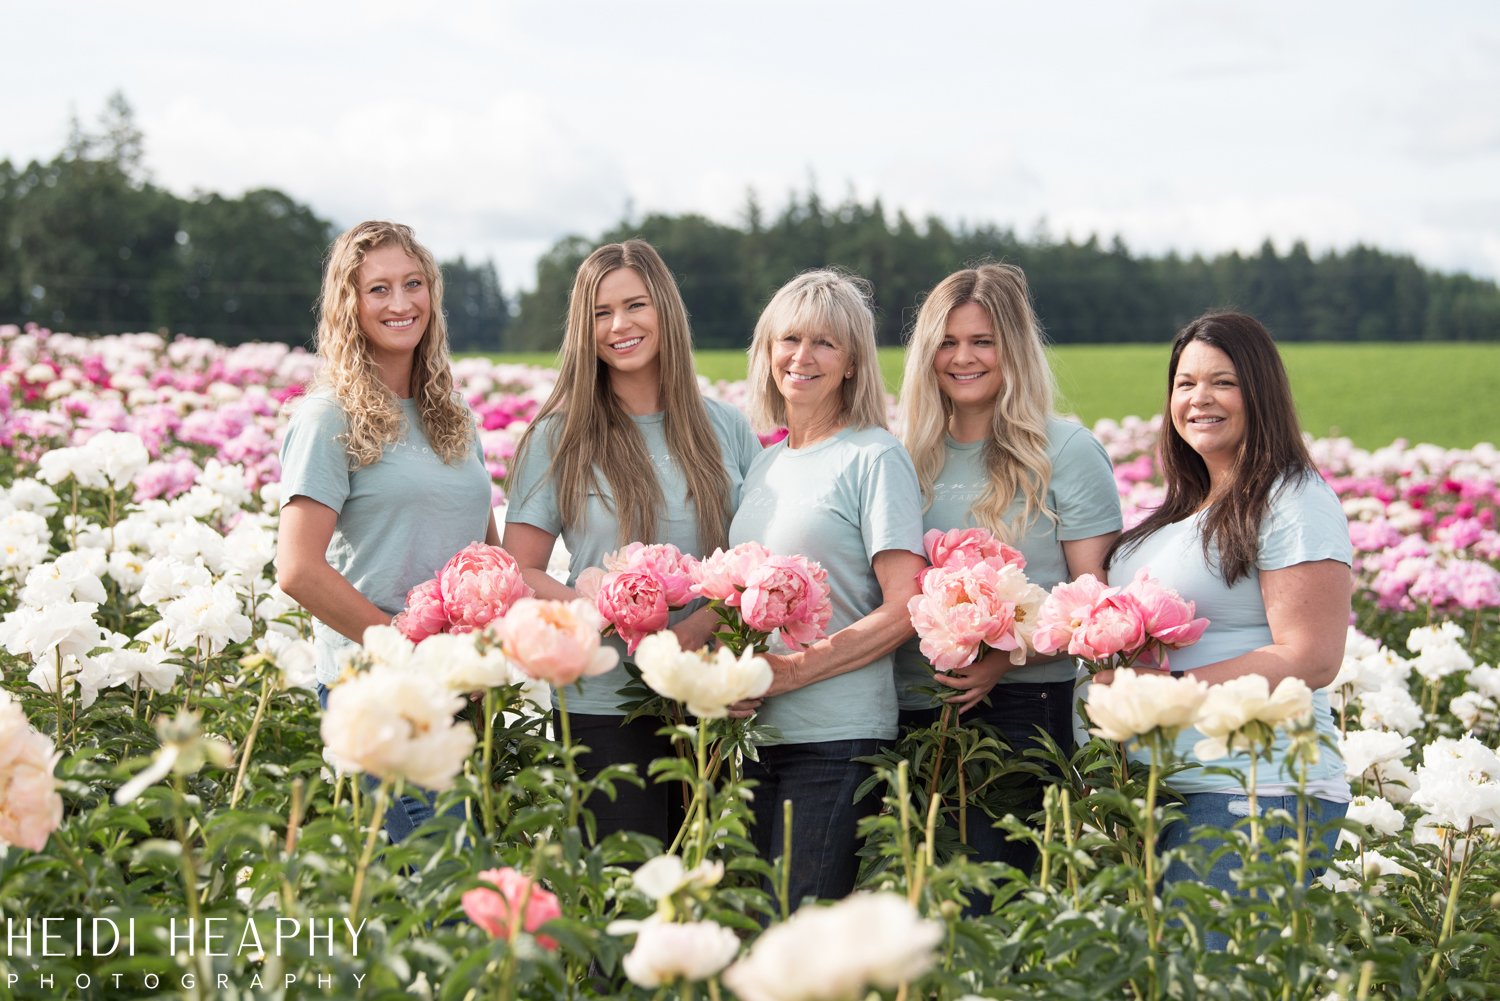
[4,479,60,518]
[1450,691,1498,733]
[409,632,513,694]
[635,631,773,719]
[1357,686,1424,735]
[137,557,214,606]
[84,430,151,488]
[1339,795,1406,847]
[96,637,185,694]
[1083,669,1211,745]
[1469,665,1500,701]
[20,551,108,606]
[722,892,942,1001]
[632,854,725,901]
[1338,729,1415,782]
[0,510,52,580]
[320,666,476,791]
[158,581,252,654]
[1408,735,1500,832]
[1194,675,1314,761]
[0,602,103,662]
[620,919,740,988]
[25,653,109,709]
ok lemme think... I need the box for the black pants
[898,679,1076,877]
[561,711,686,846]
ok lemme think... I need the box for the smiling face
[770,327,850,424]
[592,267,661,381]
[933,301,1003,416]
[1171,339,1246,482]
[355,244,431,369]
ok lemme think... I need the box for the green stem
[556,688,581,835]
[172,774,201,926]
[779,798,793,921]
[481,688,496,836]
[349,779,391,923]
[1141,733,1162,999]
[1419,824,1474,998]
[229,673,273,809]
[53,647,65,744]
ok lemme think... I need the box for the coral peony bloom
[614,542,699,607]
[438,543,533,634]
[922,527,1025,572]
[1117,569,1209,649]
[392,578,447,642]
[495,598,619,686]
[1031,574,1111,656]
[691,542,773,603]
[595,568,671,654]
[462,867,561,950]
[1071,590,1148,662]
[0,694,64,852]
[739,555,832,650]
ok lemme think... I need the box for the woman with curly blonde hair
[504,239,760,846]
[276,220,497,840]
[895,263,1122,878]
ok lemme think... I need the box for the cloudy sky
[9,1,1499,291]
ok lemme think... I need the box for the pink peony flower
[0,696,64,852]
[922,527,1026,573]
[616,543,699,607]
[739,555,833,650]
[596,568,671,654]
[908,561,1045,671]
[574,566,606,600]
[691,542,773,604]
[437,543,534,634]
[1032,574,1111,656]
[461,868,562,950]
[1072,590,1148,662]
[495,598,619,686]
[1117,569,1209,649]
[392,578,447,642]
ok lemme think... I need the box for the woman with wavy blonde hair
[276,220,498,841]
[504,239,760,845]
[895,263,1122,877]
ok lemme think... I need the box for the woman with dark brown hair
[1102,311,1353,921]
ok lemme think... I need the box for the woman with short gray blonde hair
[730,268,926,907]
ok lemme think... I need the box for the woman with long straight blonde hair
[895,263,1122,877]
[504,239,760,845]
[277,220,498,842]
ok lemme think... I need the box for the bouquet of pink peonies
[391,542,534,642]
[1032,568,1209,674]
[691,542,833,655]
[907,528,1049,672]
[577,542,700,654]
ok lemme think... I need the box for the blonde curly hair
[312,220,473,469]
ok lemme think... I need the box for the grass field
[477,343,1500,449]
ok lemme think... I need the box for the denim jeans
[899,680,1075,878]
[563,711,684,846]
[744,739,882,910]
[1160,791,1348,951]
[318,682,471,845]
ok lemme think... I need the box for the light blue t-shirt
[278,393,493,684]
[896,417,1123,705]
[1108,472,1353,794]
[729,425,926,744]
[505,398,761,715]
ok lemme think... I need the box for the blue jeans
[745,739,882,910]
[899,680,1075,877]
[317,682,471,844]
[1160,791,1348,950]
[563,711,684,846]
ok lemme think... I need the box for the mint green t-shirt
[505,398,761,715]
[895,417,1122,706]
[278,393,493,685]
[729,425,926,744]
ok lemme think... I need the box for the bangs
[763,286,863,352]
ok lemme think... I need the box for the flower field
[2,323,1499,999]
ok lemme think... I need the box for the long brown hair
[1108,311,1315,585]
[513,240,733,552]
[899,264,1056,542]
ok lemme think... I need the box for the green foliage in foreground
[470,343,1500,449]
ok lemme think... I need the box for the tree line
[5,96,1498,350]
[0,96,510,350]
